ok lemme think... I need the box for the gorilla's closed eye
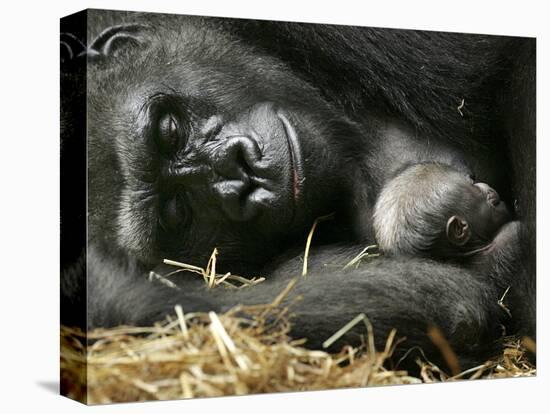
[156,112,184,155]
[147,94,192,156]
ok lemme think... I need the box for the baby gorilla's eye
[157,113,182,154]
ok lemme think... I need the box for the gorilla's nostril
[201,115,224,140]
[236,147,256,179]
[213,135,261,182]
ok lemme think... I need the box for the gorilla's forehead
[87,12,323,121]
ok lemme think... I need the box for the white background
[0,0,547,412]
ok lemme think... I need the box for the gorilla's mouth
[277,111,303,202]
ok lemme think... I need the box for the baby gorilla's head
[373,163,512,259]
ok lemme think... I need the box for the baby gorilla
[373,163,517,271]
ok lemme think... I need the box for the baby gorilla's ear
[446,216,471,246]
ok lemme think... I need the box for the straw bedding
[60,289,535,404]
[61,227,535,404]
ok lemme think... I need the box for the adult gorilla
[61,10,536,371]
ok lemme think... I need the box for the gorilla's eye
[157,113,182,154]
[159,195,187,232]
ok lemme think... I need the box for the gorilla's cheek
[116,187,158,260]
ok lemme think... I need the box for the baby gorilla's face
[457,179,512,241]
[372,163,512,257]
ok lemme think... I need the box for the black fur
[60,10,536,373]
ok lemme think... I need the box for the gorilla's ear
[446,216,471,246]
[87,24,150,60]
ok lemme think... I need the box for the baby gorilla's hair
[373,163,474,257]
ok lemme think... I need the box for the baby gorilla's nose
[487,189,501,206]
[474,182,501,206]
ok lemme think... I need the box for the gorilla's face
[87,19,359,270]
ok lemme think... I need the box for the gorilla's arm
[85,246,214,328]
[269,251,507,368]
[84,245,507,370]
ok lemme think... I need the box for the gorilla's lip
[277,111,303,203]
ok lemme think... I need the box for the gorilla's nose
[212,135,261,181]
[211,136,264,221]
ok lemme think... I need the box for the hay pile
[61,234,535,404]
[60,292,535,404]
